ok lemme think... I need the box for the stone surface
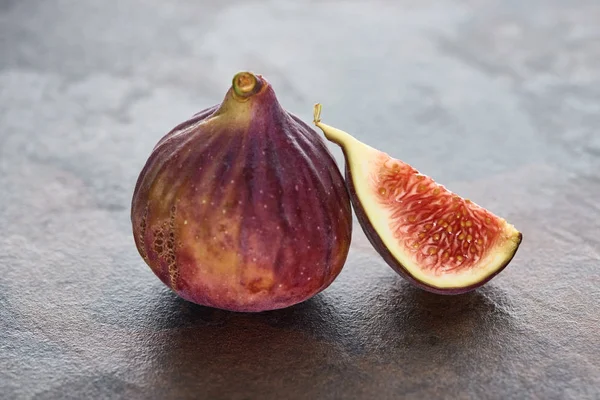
[1,0,599,399]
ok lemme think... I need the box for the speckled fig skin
[131,72,352,312]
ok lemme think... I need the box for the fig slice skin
[130,73,353,312]
[312,104,522,294]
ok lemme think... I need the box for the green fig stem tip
[311,103,356,147]
[313,103,323,125]
[232,71,259,99]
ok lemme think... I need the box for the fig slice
[313,104,522,294]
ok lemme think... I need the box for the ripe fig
[131,73,352,312]
[313,104,522,294]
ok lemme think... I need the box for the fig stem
[313,103,358,147]
[313,103,323,124]
[232,71,259,99]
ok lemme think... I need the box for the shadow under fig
[381,277,517,333]
[368,276,521,367]
[130,274,521,398]
[132,287,356,398]
[141,285,345,336]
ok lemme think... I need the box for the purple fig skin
[131,72,352,312]
[342,162,522,295]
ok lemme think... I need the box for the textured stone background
[1,0,599,399]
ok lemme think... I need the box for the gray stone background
[1,0,599,399]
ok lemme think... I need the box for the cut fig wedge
[313,104,522,294]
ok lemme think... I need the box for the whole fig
[131,72,352,312]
